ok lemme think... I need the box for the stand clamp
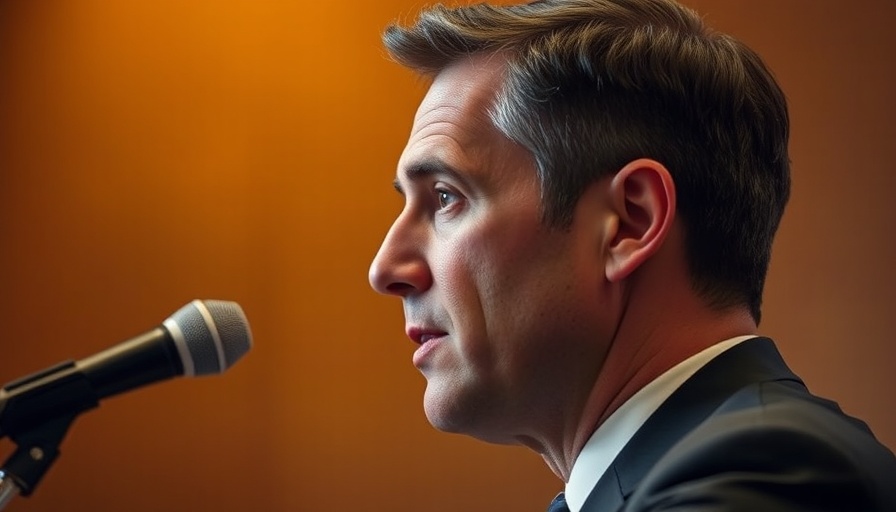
[0,412,77,510]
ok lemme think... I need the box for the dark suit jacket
[580,337,896,511]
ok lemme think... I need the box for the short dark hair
[383,0,790,323]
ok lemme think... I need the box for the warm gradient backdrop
[1,1,894,511]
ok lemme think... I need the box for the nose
[368,213,433,297]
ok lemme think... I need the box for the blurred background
[0,0,893,510]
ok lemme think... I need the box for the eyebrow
[392,158,465,195]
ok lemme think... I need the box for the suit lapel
[579,337,803,511]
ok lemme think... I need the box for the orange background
[1,1,893,511]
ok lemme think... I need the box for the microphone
[0,299,253,439]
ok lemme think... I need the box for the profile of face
[368,54,615,446]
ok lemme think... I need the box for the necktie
[547,492,570,512]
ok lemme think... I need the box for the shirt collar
[564,335,756,512]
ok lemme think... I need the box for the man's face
[369,55,613,446]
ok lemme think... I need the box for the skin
[368,53,758,481]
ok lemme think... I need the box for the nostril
[386,282,417,295]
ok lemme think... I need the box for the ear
[604,158,676,282]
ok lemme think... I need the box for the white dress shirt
[564,335,756,512]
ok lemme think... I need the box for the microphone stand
[0,414,76,511]
[0,359,100,510]
[0,472,20,510]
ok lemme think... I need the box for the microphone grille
[164,300,253,376]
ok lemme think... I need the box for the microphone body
[0,300,252,439]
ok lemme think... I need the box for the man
[367,0,896,510]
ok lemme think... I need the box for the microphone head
[163,300,253,377]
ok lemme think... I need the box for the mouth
[407,327,447,368]
[406,327,448,345]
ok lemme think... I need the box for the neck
[542,263,758,481]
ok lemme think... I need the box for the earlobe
[605,159,676,282]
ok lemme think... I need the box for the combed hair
[383,0,791,323]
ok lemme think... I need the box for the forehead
[413,53,506,134]
[397,54,523,187]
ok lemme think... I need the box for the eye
[435,187,460,210]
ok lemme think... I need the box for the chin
[422,391,519,445]
[422,383,479,432]
[422,393,466,434]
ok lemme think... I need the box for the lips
[406,326,447,345]
[406,326,447,368]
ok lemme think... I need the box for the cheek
[429,234,489,325]
[437,220,570,336]
[435,225,518,305]
[426,227,516,366]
